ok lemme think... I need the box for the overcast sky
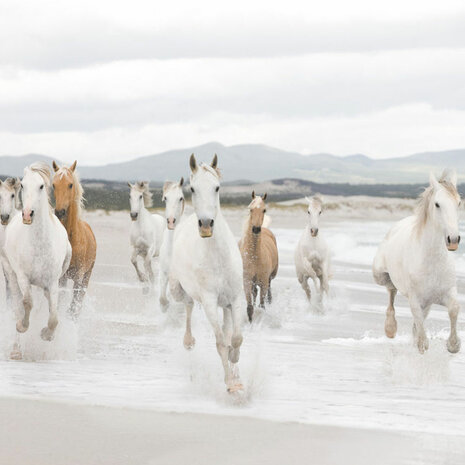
[1,0,465,164]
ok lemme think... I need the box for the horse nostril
[173,218,176,223]
[30,210,34,217]
[447,236,451,244]
[210,219,214,227]
[459,236,461,244]
[198,219,202,227]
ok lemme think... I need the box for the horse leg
[202,295,235,390]
[244,277,254,322]
[170,279,195,349]
[259,280,269,309]
[15,273,32,333]
[144,251,155,285]
[41,284,59,341]
[298,273,312,301]
[223,306,233,348]
[228,297,244,390]
[266,277,272,304]
[159,268,169,313]
[131,248,147,283]
[69,269,92,319]
[409,296,428,353]
[445,292,461,353]
[385,288,398,338]
[3,262,23,359]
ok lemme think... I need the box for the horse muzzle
[167,217,176,230]
[0,214,10,226]
[252,226,261,234]
[311,228,319,237]
[198,218,214,238]
[447,235,461,251]
[22,209,34,225]
[130,212,138,221]
[55,208,67,220]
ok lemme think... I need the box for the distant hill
[1,143,465,184]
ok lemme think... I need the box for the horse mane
[416,171,460,231]
[26,162,53,213]
[134,181,153,208]
[56,166,84,217]
[162,181,178,195]
[199,162,222,179]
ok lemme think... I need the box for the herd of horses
[0,154,462,392]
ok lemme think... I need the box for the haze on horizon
[1,0,465,165]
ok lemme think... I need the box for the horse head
[189,154,221,238]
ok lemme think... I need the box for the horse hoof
[447,337,461,354]
[40,327,55,342]
[384,320,397,339]
[10,349,22,360]
[16,320,29,333]
[227,383,244,393]
[417,338,429,354]
[183,336,196,350]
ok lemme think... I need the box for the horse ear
[251,190,255,199]
[429,172,440,189]
[52,161,59,172]
[263,193,267,201]
[127,182,133,189]
[190,154,197,173]
[211,154,218,170]
[442,169,457,187]
[179,177,184,187]
[70,160,77,172]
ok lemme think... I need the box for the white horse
[295,195,330,302]
[373,171,461,354]
[128,181,165,293]
[159,177,185,312]
[4,163,71,342]
[170,154,245,392]
[0,177,21,303]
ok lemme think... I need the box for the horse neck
[30,198,53,238]
[63,197,80,236]
[138,205,152,225]
[417,214,448,259]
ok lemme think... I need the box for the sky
[1,0,465,165]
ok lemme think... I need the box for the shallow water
[1,211,465,438]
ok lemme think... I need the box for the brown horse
[239,191,279,322]
[52,160,97,317]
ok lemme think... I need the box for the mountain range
[1,142,464,184]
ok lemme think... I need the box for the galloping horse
[128,181,165,293]
[294,195,330,302]
[159,177,185,312]
[52,161,97,317]
[239,192,279,322]
[0,177,21,303]
[5,162,71,342]
[170,154,244,392]
[373,171,461,354]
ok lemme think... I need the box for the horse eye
[179,197,183,202]
[263,209,266,213]
[139,195,143,199]
[69,183,73,189]
[319,211,322,215]
[435,202,440,208]
[162,197,166,202]
[190,187,194,193]
[215,186,220,192]
[40,184,44,190]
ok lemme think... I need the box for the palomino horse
[170,154,244,392]
[373,171,461,354]
[159,177,185,312]
[52,161,97,317]
[294,195,330,303]
[5,162,71,342]
[128,181,165,293]
[239,192,278,322]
